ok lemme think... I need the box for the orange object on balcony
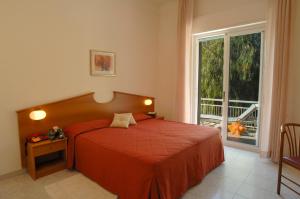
[228,121,246,136]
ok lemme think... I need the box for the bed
[65,115,224,199]
[16,91,224,199]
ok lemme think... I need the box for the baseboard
[0,169,26,180]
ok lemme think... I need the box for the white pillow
[110,113,131,128]
[118,113,137,125]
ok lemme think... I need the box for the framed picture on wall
[90,50,116,76]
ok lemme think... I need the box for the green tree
[199,38,224,100]
[199,33,261,103]
[229,33,261,101]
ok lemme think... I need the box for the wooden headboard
[16,91,155,168]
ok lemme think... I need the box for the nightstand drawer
[33,141,65,157]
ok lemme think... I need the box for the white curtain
[261,0,293,162]
[176,0,194,123]
[269,0,293,162]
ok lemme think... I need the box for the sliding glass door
[226,32,263,146]
[194,24,264,147]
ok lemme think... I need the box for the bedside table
[26,138,67,180]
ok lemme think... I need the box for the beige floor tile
[45,173,117,199]
[236,183,282,199]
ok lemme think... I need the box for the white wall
[0,0,159,175]
[156,0,178,120]
[193,0,268,33]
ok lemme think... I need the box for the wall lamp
[144,99,153,106]
[29,109,47,120]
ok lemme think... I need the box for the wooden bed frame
[16,91,155,168]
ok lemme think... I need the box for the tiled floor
[183,147,300,199]
[0,147,299,199]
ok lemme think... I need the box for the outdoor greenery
[229,33,261,101]
[199,37,224,101]
[199,33,261,102]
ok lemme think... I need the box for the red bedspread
[65,118,224,199]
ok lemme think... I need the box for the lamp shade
[29,110,46,120]
[144,99,153,106]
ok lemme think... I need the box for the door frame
[191,22,266,151]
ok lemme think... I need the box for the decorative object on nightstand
[146,111,157,118]
[26,138,67,180]
[27,132,49,143]
[146,111,164,120]
[48,126,65,140]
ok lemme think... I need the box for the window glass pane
[227,32,261,145]
[198,37,224,128]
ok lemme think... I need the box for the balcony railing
[200,98,259,129]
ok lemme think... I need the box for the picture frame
[90,50,116,76]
